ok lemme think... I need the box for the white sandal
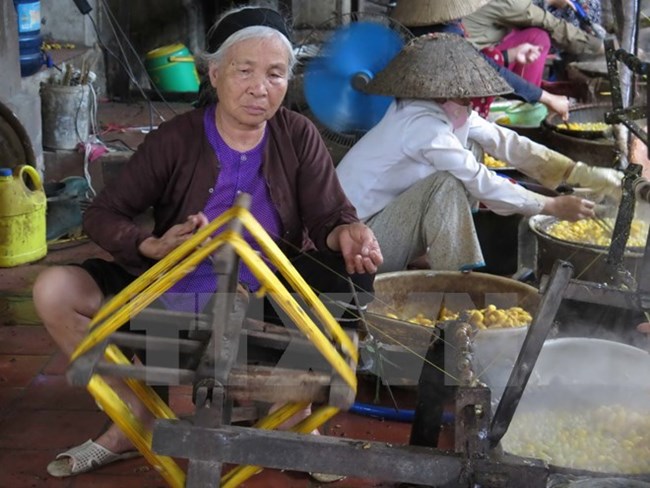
[46,439,141,477]
[310,472,346,483]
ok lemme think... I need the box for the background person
[533,0,602,33]
[391,0,571,119]
[336,34,622,273]
[463,0,604,86]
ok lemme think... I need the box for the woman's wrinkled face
[209,36,289,128]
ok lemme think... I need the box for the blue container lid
[0,168,13,177]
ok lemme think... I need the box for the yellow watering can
[0,165,46,267]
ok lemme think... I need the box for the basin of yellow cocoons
[388,304,532,330]
[393,305,533,390]
[483,154,509,169]
[545,218,648,248]
[438,304,531,329]
[502,404,650,475]
[501,338,650,475]
[556,121,609,131]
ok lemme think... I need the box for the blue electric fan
[303,21,406,136]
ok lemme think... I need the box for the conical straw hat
[391,0,493,27]
[364,33,513,100]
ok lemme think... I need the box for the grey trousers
[366,172,484,273]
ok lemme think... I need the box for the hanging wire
[83,83,101,197]
[98,0,182,116]
[85,11,168,127]
[247,229,466,383]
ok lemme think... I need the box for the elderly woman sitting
[33,5,382,478]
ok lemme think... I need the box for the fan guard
[290,11,413,162]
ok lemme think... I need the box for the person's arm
[483,53,542,102]
[83,121,182,269]
[546,0,574,9]
[506,43,542,65]
[539,194,595,220]
[289,116,382,273]
[404,108,601,221]
[485,53,570,119]
[138,213,209,260]
[291,114,360,251]
[404,110,547,216]
[539,90,570,121]
[468,112,624,195]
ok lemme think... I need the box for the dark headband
[208,7,292,53]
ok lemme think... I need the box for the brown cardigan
[83,106,359,275]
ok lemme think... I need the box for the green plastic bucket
[145,43,200,93]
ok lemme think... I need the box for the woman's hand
[326,223,383,274]
[542,195,595,221]
[508,43,542,65]
[138,212,209,260]
[540,90,570,121]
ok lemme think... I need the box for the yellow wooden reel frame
[69,205,358,487]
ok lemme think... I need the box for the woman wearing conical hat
[391,0,570,120]
[336,34,622,272]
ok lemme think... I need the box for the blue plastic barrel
[13,0,44,77]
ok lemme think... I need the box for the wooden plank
[227,366,330,403]
[152,422,464,485]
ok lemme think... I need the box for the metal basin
[529,215,645,283]
[501,337,650,478]
[542,104,617,168]
[365,271,540,385]
[370,270,540,317]
[544,103,612,139]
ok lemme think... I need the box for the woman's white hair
[195,5,295,106]
[198,25,296,78]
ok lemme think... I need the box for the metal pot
[544,103,612,140]
[364,271,540,385]
[541,103,618,168]
[370,270,540,319]
[500,337,650,478]
[529,215,645,284]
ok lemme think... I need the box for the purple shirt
[162,104,283,312]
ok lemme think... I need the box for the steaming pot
[500,337,650,477]
[529,215,645,283]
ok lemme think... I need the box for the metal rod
[606,166,641,276]
[109,332,203,354]
[137,307,210,327]
[153,422,465,485]
[489,260,573,447]
[95,362,196,384]
[561,278,640,309]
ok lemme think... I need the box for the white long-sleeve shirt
[336,99,559,221]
